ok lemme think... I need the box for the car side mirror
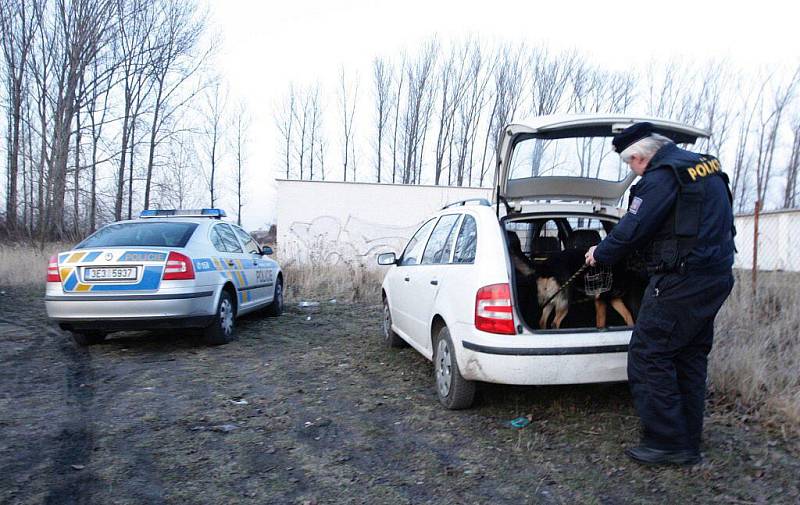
[261,246,274,256]
[377,252,397,266]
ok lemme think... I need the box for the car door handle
[226,260,235,266]
[430,280,438,285]
[404,276,410,282]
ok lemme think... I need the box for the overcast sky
[205,0,799,230]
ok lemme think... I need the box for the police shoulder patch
[629,196,643,215]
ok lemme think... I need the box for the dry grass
[279,258,385,304]
[710,271,800,431]
[2,242,797,429]
[0,242,71,286]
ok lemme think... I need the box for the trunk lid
[56,249,170,293]
[495,114,710,207]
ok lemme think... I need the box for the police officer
[585,122,735,466]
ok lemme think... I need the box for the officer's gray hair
[620,133,674,163]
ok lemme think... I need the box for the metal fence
[734,209,800,273]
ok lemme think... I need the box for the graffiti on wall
[282,215,421,264]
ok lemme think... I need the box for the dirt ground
[1,286,799,505]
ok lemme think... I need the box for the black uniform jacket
[593,143,735,274]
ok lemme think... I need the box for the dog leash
[540,263,590,308]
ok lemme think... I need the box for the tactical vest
[647,155,735,273]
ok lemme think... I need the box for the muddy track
[1,286,799,505]
[43,339,96,505]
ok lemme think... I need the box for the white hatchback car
[378,114,709,409]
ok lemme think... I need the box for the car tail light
[47,255,60,283]
[162,251,195,280]
[475,283,516,335]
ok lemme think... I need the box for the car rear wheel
[71,331,107,346]
[265,277,283,317]
[434,326,475,409]
[204,290,237,345]
[382,298,406,348]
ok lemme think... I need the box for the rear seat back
[569,230,601,251]
[531,236,561,261]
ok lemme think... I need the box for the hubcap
[275,282,283,310]
[220,298,234,335]
[436,339,452,398]
[383,303,391,339]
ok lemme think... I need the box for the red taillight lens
[475,283,516,335]
[162,251,195,280]
[47,255,61,283]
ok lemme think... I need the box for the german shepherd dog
[506,231,634,329]
[537,249,635,329]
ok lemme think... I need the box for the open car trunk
[494,114,710,210]
[503,214,648,332]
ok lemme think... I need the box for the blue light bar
[139,208,227,219]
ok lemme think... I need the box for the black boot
[625,446,701,466]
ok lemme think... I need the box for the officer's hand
[585,245,598,266]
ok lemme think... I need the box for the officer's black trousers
[627,270,734,452]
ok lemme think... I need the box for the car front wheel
[382,298,406,348]
[204,290,237,345]
[434,326,475,409]
[265,277,283,317]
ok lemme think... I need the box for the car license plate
[84,266,137,281]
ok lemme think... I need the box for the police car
[45,209,283,346]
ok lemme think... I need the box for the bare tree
[315,130,326,181]
[401,41,437,184]
[306,84,321,180]
[0,0,214,240]
[527,48,580,176]
[231,103,248,225]
[143,0,207,210]
[784,118,800,208]
[372,57,392,182]
[753,68,798,207]
[202,81,226,207]
[294,86,309,179]
[85,50,115,231]
[339,67,358,181]
[154,133,203,209]
[643,59,698,120]
[114,0,155,221]
[750,67,799,295]
[0,0,38,235]
[44,0,116,239]
[390,54,405,183]
[432,44,469,185]
[482,44,527,186]
[274,85,295,178]
[453,41,494,186]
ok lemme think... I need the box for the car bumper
[45,288,217,328]
[453,322,631,385]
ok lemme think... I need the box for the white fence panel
[734,210,800,272]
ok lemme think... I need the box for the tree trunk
[127,117,136,219]
[115,100,130,221]
[144,77,165,210]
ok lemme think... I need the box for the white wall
[276,180,800,271]
[276,179,493,264]
[734,209,800,272]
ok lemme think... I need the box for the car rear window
[453,215,477,264]
[509,137,628,182]
[76,222,198,248]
